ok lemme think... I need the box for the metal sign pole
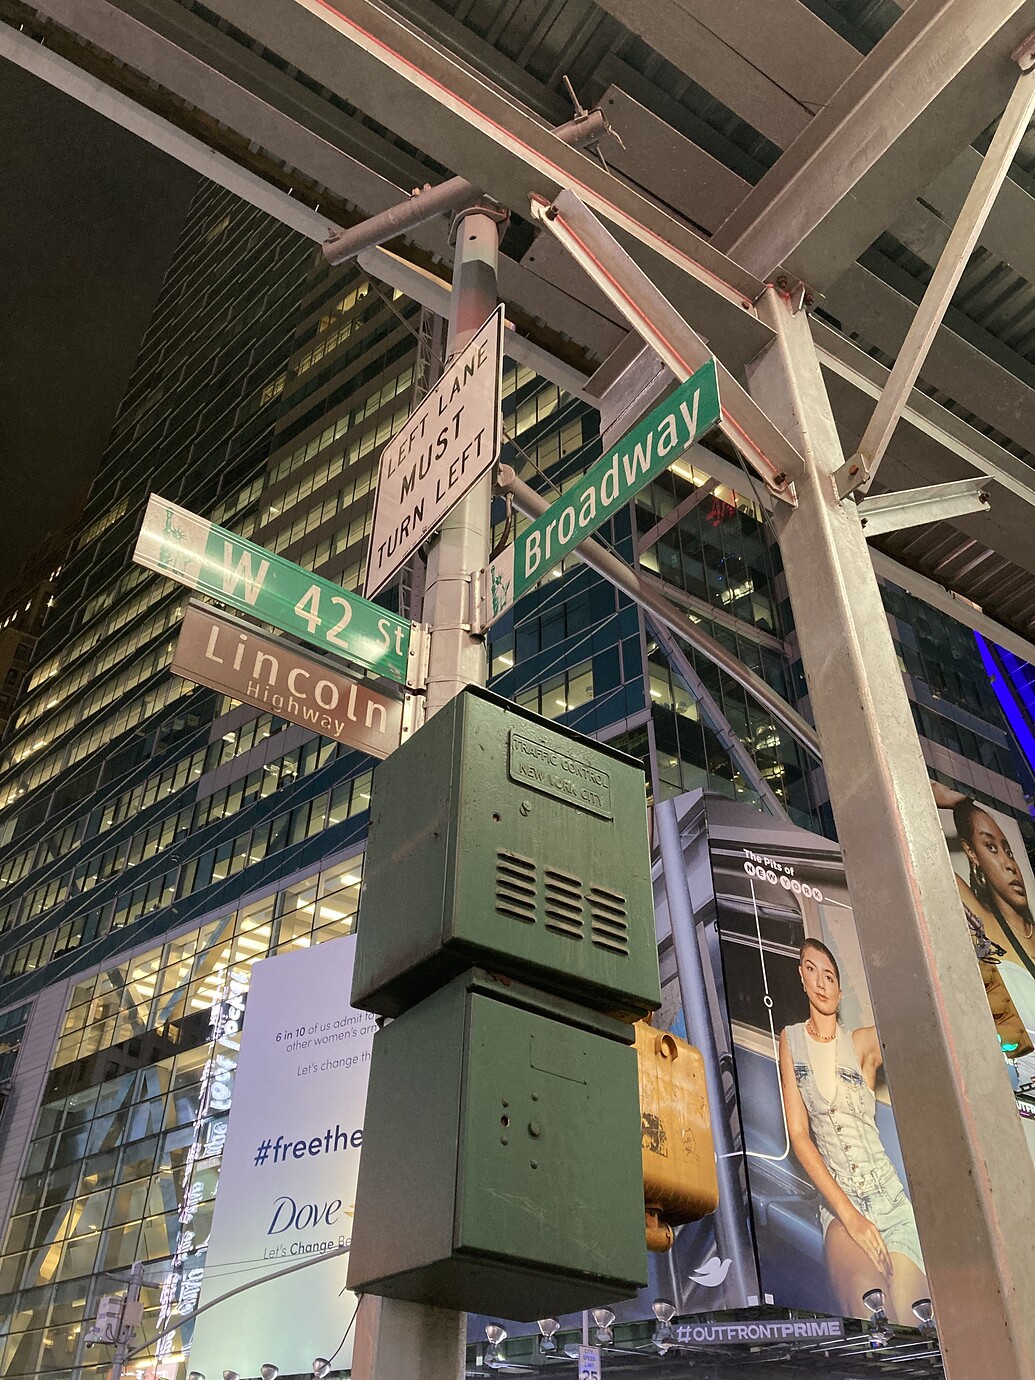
[422,207,503,719]
[747,287,1035,1380]
[351,203,502,1380]
[108,1261,144,1380]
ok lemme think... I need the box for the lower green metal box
[346,969,648,1320]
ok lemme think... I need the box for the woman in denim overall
[778,938,928,1324]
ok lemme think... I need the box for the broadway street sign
[364,304,503,598]
[134,495,420,686]
[172,603,417,759]
[481,358,720,625]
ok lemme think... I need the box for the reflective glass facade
[1,852,362,1380]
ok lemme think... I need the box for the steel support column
[747,288,1035,1380]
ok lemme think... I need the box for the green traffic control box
[346,968,648,1318]
[351,686,661,1021]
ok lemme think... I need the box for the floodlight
[862,1288,891,1348]
[484,1324,507,1367]
[592,1307,615,1344]
[652,1299,676,1352]
[912,1298,936,1334]
[537,1318,560,1353]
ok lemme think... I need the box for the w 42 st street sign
[134,495,421,686]
[481,359,720,625]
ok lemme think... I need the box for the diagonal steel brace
[528,188,804,503]
[835,38,1035,498]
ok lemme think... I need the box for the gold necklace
[807,1019,836,1043]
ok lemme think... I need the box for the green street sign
[483,359,720,624]
[134,495,418,686]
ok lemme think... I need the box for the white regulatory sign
[364,304,504,598]
[577,1345,602,1380]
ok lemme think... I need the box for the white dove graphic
[690,1256,732,1288]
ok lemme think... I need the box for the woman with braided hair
[932,782,1035,1063]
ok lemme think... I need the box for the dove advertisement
[187,935,375,1376]
[687,792,931,1324]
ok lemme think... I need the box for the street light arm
[122,1245,351,1362]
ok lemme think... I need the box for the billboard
[933,784,1035,1153]
[187,936,375,1377]
[660,793,929,1326]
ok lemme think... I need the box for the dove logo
[690,1256,732,1288]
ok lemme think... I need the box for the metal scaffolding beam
[714,0,1035,288]
[837,54,1035,496]
[593,0,859,147]
[201,0,774,370]
[855,477,991,536]
[812,319,1035,513]
[526,188,804,499]
[23,0,627,369]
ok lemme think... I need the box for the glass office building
[0,182,1032,1380]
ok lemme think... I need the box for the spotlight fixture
[652,1299,677,1353]
[484,1323,508,1367]
[312,1359,331,1378]
[862,1288,892,1348]
[912,1298,936,1334]
[537,1318,561,1353]
[222,1371,239,1380]
[862,1287,886,1315]
[187,1372,205,1380]
[591,1307,615,1345]
[261,1366,280,1380]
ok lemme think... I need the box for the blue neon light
[974,632,1035,789]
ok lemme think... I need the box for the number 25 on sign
[578,1345,601,1380]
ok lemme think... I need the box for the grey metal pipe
[496,465,823,759]
[656,797,759,1308]
[645,615,791,822]
[323,109,608,264]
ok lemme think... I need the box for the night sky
[0,59,198,596]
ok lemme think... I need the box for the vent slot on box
[495,850,537,924]
[588,886,629,955]
[544,867,585,940]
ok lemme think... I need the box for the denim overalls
[785,1022,924,1271]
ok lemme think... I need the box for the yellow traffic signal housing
[635,1021,718,1252]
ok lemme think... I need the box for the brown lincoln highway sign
[173,602,405,759]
